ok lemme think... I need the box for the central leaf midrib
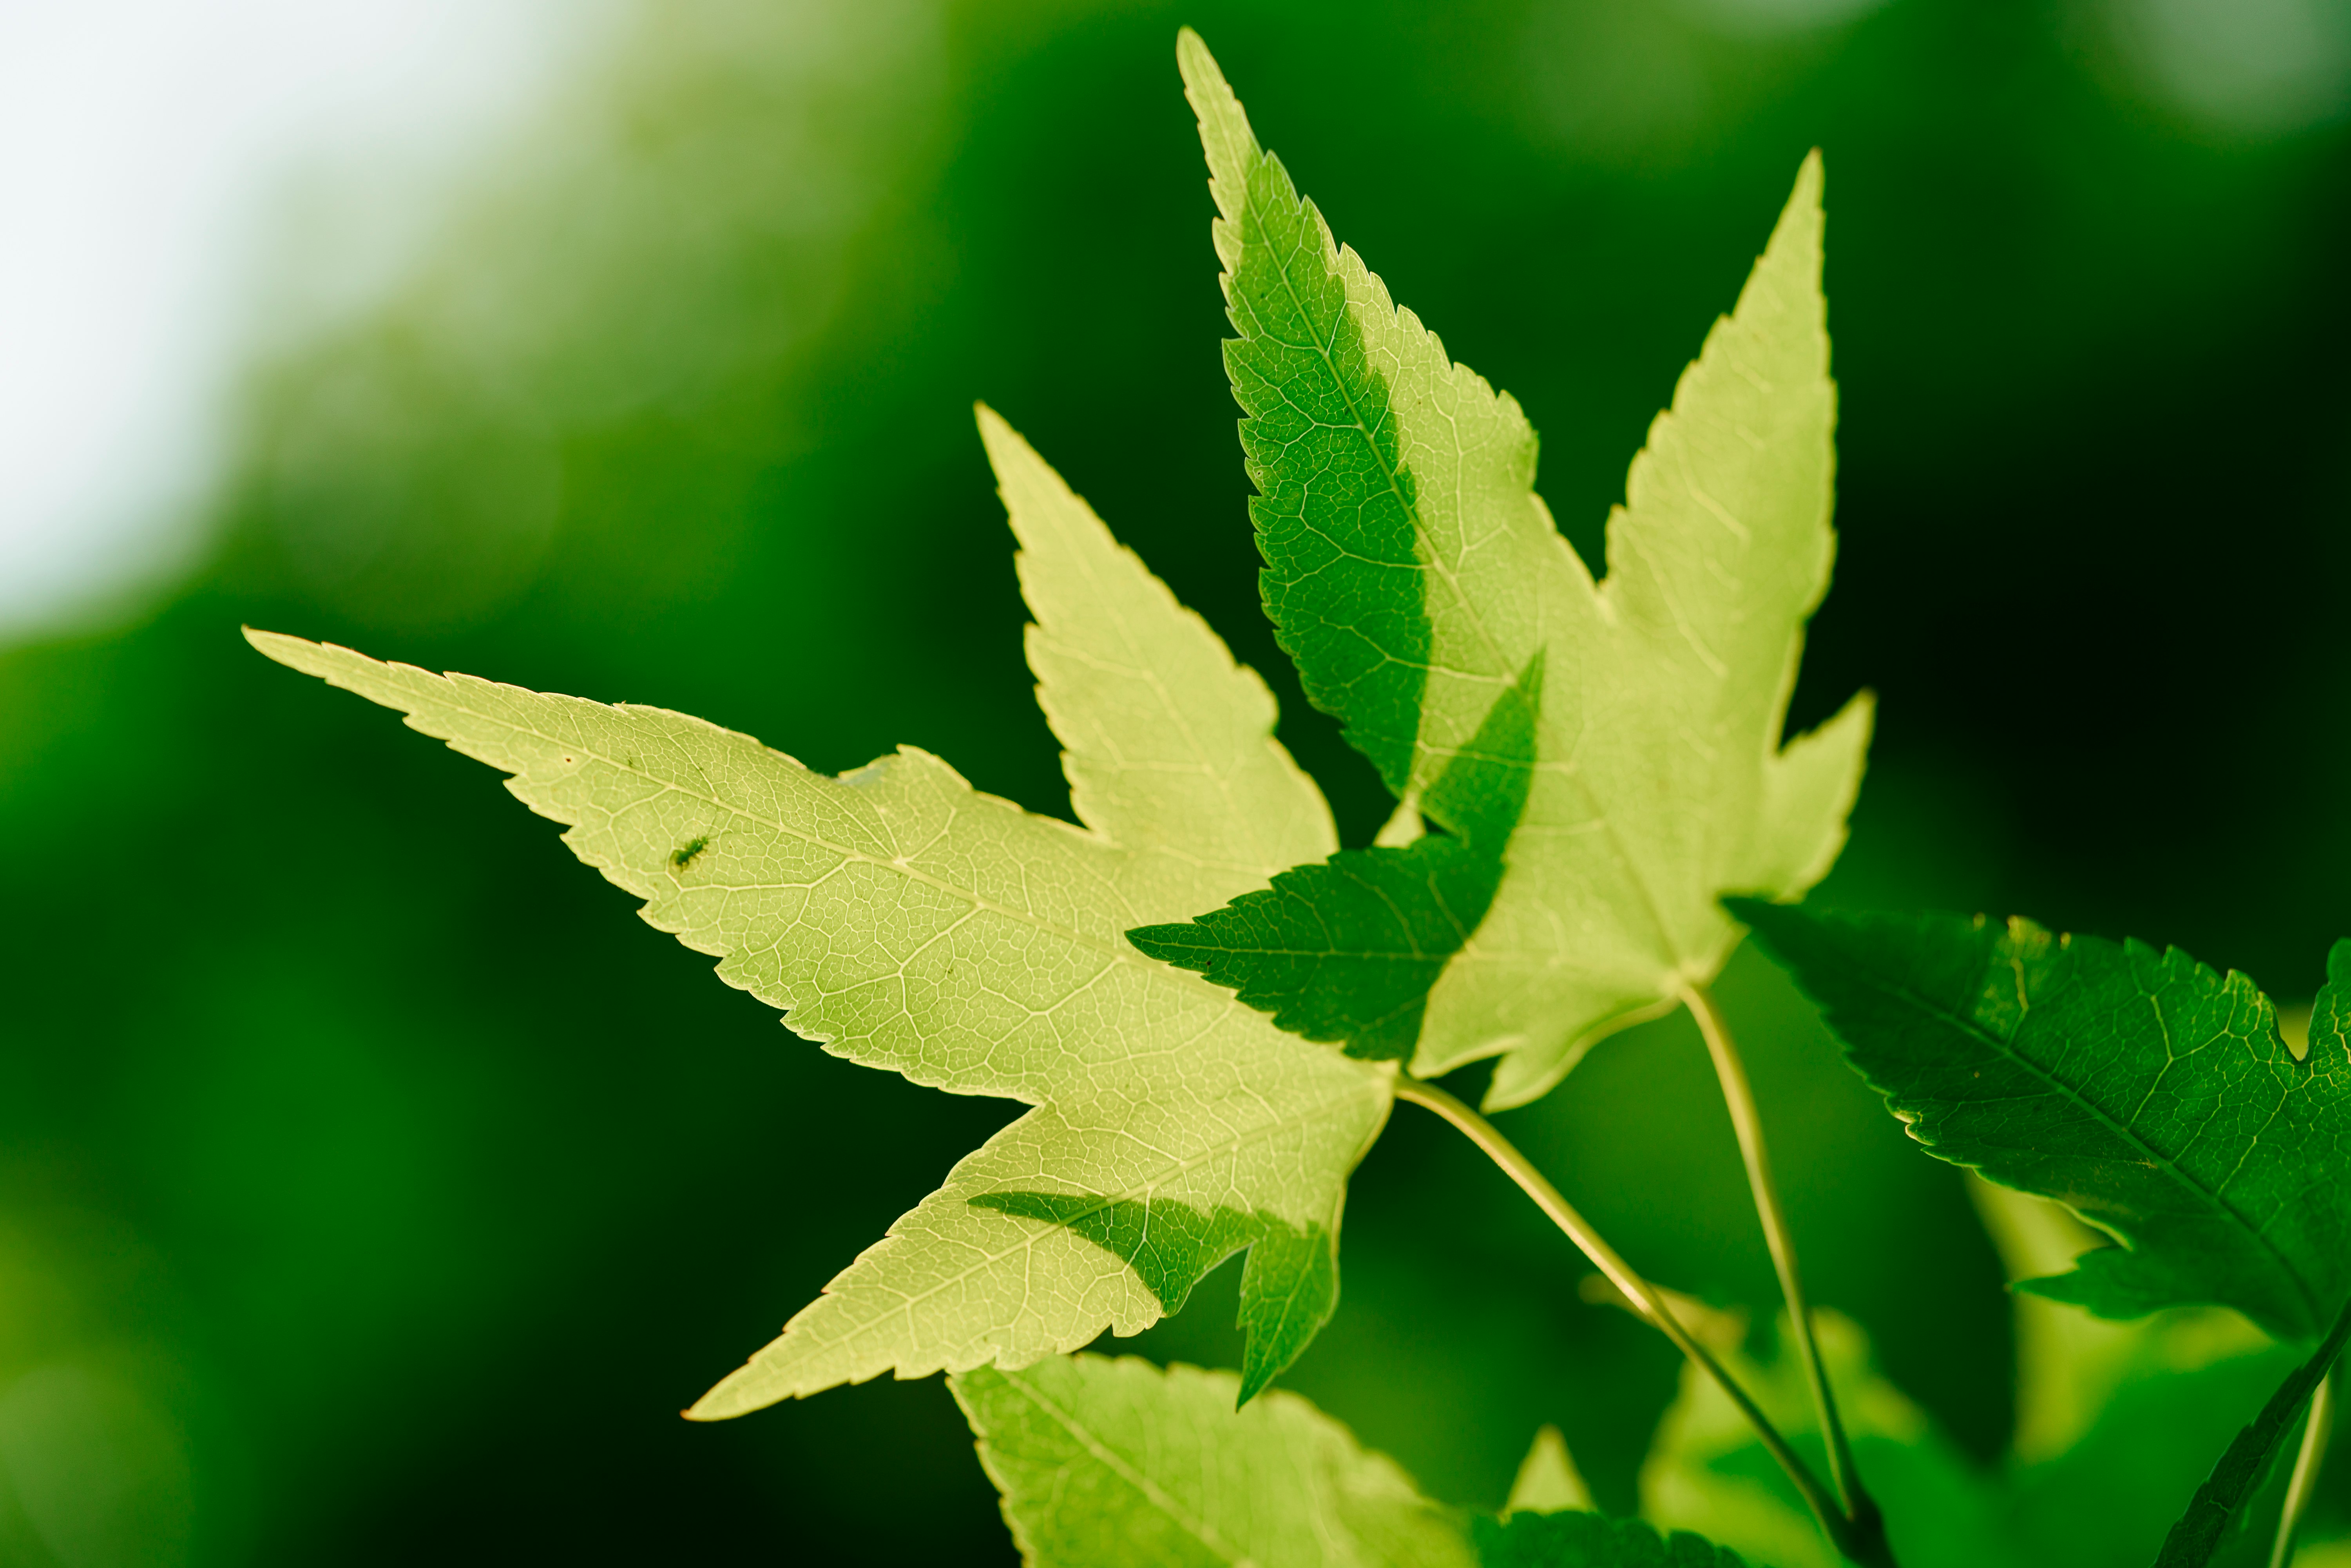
[1848,963,2320,1329]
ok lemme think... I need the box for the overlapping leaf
[1131,663,1540,1061]
[1736,902,2351,1344]
[1143,33,1871,1108]
[248,407,1391,1416]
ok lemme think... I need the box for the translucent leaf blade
[984,404,1339,905]
[1172,35,1867,1106]
[245,627,1389,1416]
[953,1352,1476,1568]
[1428,158,1856,1108]
[1129,665,1541,1061]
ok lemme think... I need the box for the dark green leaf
[968,1195,1332,1405]
[2153,1293,2351,1566]
[1734,903,2351,1343]
[1129,663,1539,1059]
[1195,59,1426,795]
[1474,1511,1748,1567]
[1180,36,1869,1106]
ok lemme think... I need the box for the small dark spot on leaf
[671,835,710,871]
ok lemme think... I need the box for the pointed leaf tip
[971,398,1012,453]
[1175,25,1213,77]
[1177,26,1256,219]
[1764,150,1826,277]
[244,626,335,681]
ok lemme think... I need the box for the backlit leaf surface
[248,409,1389,1417]
[1148,34,1870,1108]
[954,1353,1755,1568]
[954,1354,1474,1568]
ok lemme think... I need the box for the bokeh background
[3,0,2348,1561]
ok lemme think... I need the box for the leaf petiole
[2158,1288,2351,1566]
[2272,1369,2334,1568]
[1683,981,1882,1546]
[1393,1075,1896,1566]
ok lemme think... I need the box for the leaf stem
[2159,1288,2351,1566]
[1393,1074,1893,1566]
[1683,981,1876,1542]
[2271,1369,2335,1568]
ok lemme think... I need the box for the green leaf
[1129,663,1540,1061]
[247,408,1391,1417]
[1640,1305,2010,1568]
[1967,1174,2275,1469]
[962,1195,1334,1406]
[952,1353,1477,1568]
[1637,1282,2298,1568]
[1505,1424,1594,1516]
[2005,1329,2298,1568]
[1636,1180,2304,1568]
[1735,903,2351,1343]
[991,403,1338,903]
[1969,1177,2300,1568]
[1473,1511,1748,1568]
[2152,1298,2351,1567]
[1166,32,1869,1106]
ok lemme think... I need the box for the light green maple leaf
[953,1353,1476,1568]
[247,406,1391,1416]
[1141,33,1871,1108]
[955,1351,1751,1567]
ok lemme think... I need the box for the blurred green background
[3,0,2348,1560]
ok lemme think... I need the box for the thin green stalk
[1683,981,1878,1543]
[2158,1280,2351,1565]
[2271,1369,2335,1568]
[1393,1075,1896,1568]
